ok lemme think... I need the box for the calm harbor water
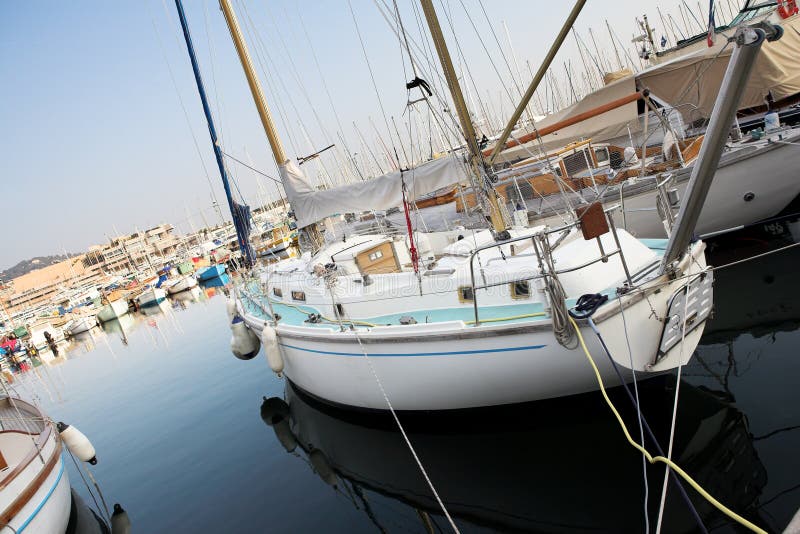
[14,222,800,533]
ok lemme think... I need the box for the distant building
[0,255,105,320]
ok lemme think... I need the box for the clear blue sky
[0,0,726,269]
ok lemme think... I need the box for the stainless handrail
[467,205,633,325]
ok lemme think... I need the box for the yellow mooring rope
[568,316,767,534]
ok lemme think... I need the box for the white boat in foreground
[135,287,167,308]
[0,396,71,532]
[238,225,712,410]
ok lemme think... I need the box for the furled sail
[280,156,471,228]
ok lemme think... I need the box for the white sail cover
[280,157,470,228]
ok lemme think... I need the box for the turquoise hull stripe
[17,459,65,533]
[279,343,546,357]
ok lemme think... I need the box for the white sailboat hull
[619,134,800,237]
[97,299,129,323]
[0,402,71,533]
[240,244,710,411]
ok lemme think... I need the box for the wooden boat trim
[0,435,61,528]
[0,398,51,493]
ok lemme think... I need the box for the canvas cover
[280,157,471,228]
[495,76,641,162]
[637,16,800,119]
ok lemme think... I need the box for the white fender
[226,298,237,320]
[261,325,284,375]
[230,317,260,360]
[57,422,97,464]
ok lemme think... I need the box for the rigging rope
[348,0,403,171]
[340,308,461,533]
[401,176,420,273]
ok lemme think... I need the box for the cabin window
[272,287,282,298]
[511,280,531,299]
[291,290,306,302]
[593,147,610,166]
[368,249,384,261]
[458,286,474,303]
[335,303,344,318]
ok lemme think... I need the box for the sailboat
[174,3,775,410]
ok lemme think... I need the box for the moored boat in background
[196,264,227,281]
[97,298,130,323]
[165,275,199,294]
[135,287,167,308]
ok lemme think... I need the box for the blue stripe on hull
[278,343,546,357]
[17,459,65,533]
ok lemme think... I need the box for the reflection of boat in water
[97,298,130,323]
[99,313,137,345]
[169,286,203,304]
[262,380,768,533]
[702,218,800,342]
[139,300,171,317]
[199,273,230,289]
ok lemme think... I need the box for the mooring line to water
[569,315,766,534]
[343,309,460,533]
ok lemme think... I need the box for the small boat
[96,298,130,323]
[135,287,167,308]
[176,261,195,275]
[64,315,97,336]
[196,264,227,281]
[165,275,199,294]
[0,396,71,532]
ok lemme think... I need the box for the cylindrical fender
[262,325,284,375]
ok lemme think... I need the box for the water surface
[17,225,800,533]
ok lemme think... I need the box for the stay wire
[348,0,403,170]
[149,12,219,211]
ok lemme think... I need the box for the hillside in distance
[1,254,77,281]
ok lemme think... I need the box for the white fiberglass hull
[618,135,800,237]
[136,287,167,308]
[66,316,97,336]
[535,129,800,239]
[97,299,129,323]
[240,244,711,411]
[166,276,198,294]
[0,412,71,532]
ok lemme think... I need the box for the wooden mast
[419,0,508,234]
[218,0,322,250]
[218,0,286,167]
